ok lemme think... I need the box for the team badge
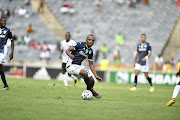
[3,30,6,34]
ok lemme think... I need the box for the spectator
[117,0,125,6]
[18,7,27,17]
[40,49,50,61]
[142,0,150,6]
[94,0,103,13]
[100,44,109,58]
[18,36,26,45]
[25,0,32,6]
[154,54,164,69]
[24,34,32,45]
[48,42,56,53]
[42,41,48,51]
[1,9,10,19]
[38,0,45,13]
[35,43,42,50]
[114,46,121,67]
[26,24,34,33]
[170,57,175,67]
[30,40,35,48]
[115,32,124,45]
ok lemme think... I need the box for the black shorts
[62,63,67,72]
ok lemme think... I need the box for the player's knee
[89,76,95,83]
[79,70,88,78]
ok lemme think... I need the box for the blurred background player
[59,32,78,89]
[129,34,154,92]
[166,69,180,106]
[0,17,14,90]
[66,34,103,98]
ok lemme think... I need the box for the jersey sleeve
[73,42,81,50]
[88,50,93,61]
[148,43,152,52]
[8,30,13,40]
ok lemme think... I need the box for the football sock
[134,76,137,87]
[71,74,77,81]
[84,77,92,90]
[1,71,8,87]
[63,73,68,87]
[147,77,153,86]
[172,85,180,99]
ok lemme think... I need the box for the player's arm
[142,51,151,62]
[134,52,139,67]
[9,39,14,60]
[59,49,63,59]
[66,46,75,60]
[89,60,103,82]
[8,31,14,60]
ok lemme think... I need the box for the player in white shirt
[59,32,78,89]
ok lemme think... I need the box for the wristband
[145,56,148,60]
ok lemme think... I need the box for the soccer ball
[82,90,93,100]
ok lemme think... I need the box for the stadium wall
[4,65,179,85]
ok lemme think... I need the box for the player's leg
[0,64,9,90]
[68,73,78,87]
[79,69,101,98]
[166,81,180,106]
[129,69,140,91]
[144,72,154,93]
[62,63,68,89]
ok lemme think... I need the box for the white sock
[63,73,68,87]
[172,85,180,99]
[71,74,77,81]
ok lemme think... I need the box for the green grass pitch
[0,78,179,120]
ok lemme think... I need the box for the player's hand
[142,57,146,62]
[176,71,180,77]
[70,54,75,60]
[9,52,13,60]
[134,63,136,67]
[95,75,103,82]
[59,55,62,59]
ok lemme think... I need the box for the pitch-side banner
[110,71,180,85]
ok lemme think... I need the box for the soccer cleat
[166,99,175,106]
[1,87,9,90]
[74,78,78,87]
[149,86,154,92]
[129,87,136,91]
[91,90,102,99]
[64,86,69,89]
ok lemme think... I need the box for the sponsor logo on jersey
[0,35,6,38]
[79,51,88,57]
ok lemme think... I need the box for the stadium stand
[46,0,180,65]
[0,0,59,61]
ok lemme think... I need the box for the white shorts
[0,45,8,64]
[66,64,92,77]
[135,62,149,72]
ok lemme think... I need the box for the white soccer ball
[82,90,93,100]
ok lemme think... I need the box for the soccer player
[129,34,154,92]
[166,70,180,106]
[66,34,103,98]
[59,32,78,89]
[0,17,14,90]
